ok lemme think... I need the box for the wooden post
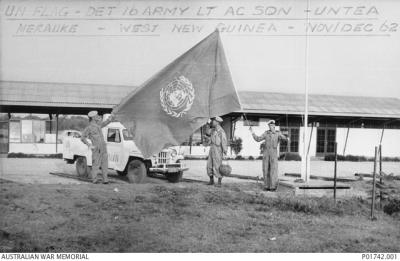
[379,144,383,209]
[189,134,192,155]
[379,127,385,145]
[333,142,338,203]
[370,146,378,220]
[55,114,59,153]
[7,113,11,153]
[343,126,350,155]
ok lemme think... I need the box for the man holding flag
[112,30,241,164]
[204,116,228,187]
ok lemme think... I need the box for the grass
[0,179,399,252]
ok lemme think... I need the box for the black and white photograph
[0,0,399,256]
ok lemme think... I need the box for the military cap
[267,120,276,125]
[88,111,98,118]
[213,116,223,123]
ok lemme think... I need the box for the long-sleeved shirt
[81,117,113,151]
[205,125,228,155]
[252,130,288,153]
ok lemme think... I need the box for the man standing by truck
[81,111,114,184]
[204,116,228,187]
[250,120,289,191]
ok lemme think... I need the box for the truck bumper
[149,167,189,174]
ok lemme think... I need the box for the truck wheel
[127,159,146,184]
[166,171,183,183]
[76,156,89,178]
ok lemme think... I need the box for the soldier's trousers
[91,148,108,182]
[262,152,278,189]
[207,146,223,179]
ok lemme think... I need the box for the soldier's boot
[216,178,222,187]
[207,176,214,185]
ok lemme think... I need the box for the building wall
[9,143,63,154]
[336,128,400,157]
[234,118,274,157]
[4,116,400,158]
[234,120,400,158]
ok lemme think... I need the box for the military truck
[62,122,187,183]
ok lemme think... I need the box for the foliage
[383,198,400,216]
[230,137,243,156]
[8,153,62,159]
[325,154,400,162]
[235,155,245,160]
[279,152,301,161]
[57,116,89,131]
[248,156,255,160]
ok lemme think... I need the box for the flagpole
[301,0,311,182]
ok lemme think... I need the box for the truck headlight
[171,149,177,158]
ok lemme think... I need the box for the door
[316,128,336,157]
[106,128,122,169]
[0,121,9,154]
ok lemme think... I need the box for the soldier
[81,111,115,184]
[250,120,289,191]
[204,116,228,187]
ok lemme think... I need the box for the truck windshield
[122,129,133,140]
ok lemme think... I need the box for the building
[0,81,399,158]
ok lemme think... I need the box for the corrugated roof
[0,81,134,108]
[1,81,399,118]
[239,91,400,118]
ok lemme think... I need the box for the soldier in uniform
[204,116,228,187]
[250,120,289,191]
[81,111,115,184]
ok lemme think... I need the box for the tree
[230,137,243,156]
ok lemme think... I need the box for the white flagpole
[301,0,311,182]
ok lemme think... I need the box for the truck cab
[63,122,187,183]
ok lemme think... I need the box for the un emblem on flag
[160,76,195,118]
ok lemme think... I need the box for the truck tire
[127,159,146,184]
[166,171,183,183]
[76,156,89,178]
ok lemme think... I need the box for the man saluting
[81,111,115,184]
[250,120,289,191]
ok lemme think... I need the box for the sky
[1,0,400,98]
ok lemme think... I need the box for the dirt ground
[0,158,399,252]
[1,158,399,184]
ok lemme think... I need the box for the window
[279,127,288,152]
[326,129,336,153]
[21,120,33,143]
[9,121,21,143]
[122,129,133,140]
[289,128,299,153]
[33,120,45,143]
[316,129,326,153]
[107,129,121,143]
[279,127,299,153]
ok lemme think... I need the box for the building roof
[239,91,400,118]
[1,81,400,119]
[0,81,133,108]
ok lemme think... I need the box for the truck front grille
[158,151,169,164]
